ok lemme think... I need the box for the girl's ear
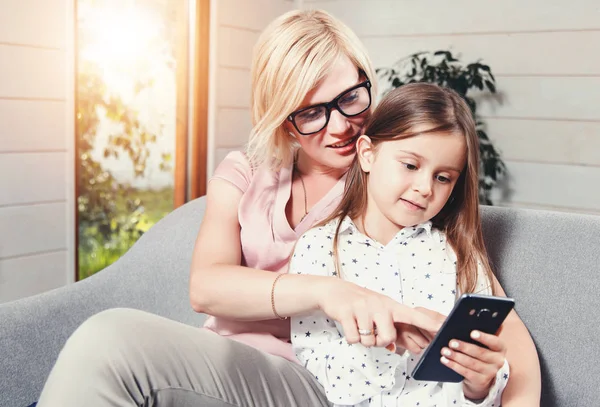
[356,135,375,173]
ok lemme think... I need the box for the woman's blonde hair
[246,9,376,170]
[323,83,496,295]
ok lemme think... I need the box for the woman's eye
[339,91,359,107]
[297,108,324,122]
[436,175,451,183]
[402,163,418,171]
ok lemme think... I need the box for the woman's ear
[356,135,374,173]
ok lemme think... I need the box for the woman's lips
[328,137,356,148]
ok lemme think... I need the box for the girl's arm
[492,276,542,406]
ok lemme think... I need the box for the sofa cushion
[481,205,600,407]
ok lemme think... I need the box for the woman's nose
[326,109,351,136]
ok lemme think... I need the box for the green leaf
[474,76,484,90]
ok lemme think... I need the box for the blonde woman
[37,10,540,407]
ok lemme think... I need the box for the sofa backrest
[2,197,597,407]
[481,205,600,407]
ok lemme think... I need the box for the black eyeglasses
[287,78,372,136]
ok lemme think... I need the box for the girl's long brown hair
[322,82,495,295]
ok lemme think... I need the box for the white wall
[208,0,295,175]
[303,0,600,215]
[0,0,75,303]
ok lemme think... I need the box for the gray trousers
[36,308,331,407]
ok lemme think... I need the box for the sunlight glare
[79,2,166,102]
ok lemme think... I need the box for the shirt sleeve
[289,230,404,406]
[441,358,510,406]
[210,151,252,193]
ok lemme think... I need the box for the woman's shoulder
[211,151,253,192]
[211,151,290,194]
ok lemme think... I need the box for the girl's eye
[402,163,418,171]
[436,175,451,183]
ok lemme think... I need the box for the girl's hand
[394,307,445,354]
[317,278,441,350]
[440,329,507,400]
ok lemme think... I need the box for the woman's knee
[59,308,154,367]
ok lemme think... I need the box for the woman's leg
[37,308,330,407]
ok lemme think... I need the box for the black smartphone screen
[411,294,515,382]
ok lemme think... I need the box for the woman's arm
[189,179,445,343]
[492,276,542,406]
[189,178,329,320]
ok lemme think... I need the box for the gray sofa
[1,197,599,407]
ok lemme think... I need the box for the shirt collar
[334,216,433,242]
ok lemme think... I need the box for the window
[75,0,208,280]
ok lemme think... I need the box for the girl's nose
[413,175,433,197]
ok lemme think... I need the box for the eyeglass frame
[286,75,372,136]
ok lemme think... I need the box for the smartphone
[411,293,515,383]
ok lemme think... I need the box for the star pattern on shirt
[290,216,507,407]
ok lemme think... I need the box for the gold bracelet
[271,273,288,320]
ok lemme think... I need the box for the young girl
[290,83,510,406]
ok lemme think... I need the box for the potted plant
[377,50,505,205]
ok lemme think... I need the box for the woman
[37,9,540,407]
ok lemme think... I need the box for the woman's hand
[440,329,508,400]
[316,278,441,350]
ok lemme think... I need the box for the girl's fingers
[469,330,505,353]
[401,335,423,354]
[396,324,430,354]
[441,346,488,374]
[446,333,506,367]
[440,353,493,385]
[417,326,436,342]
[447,340,498,366]
[407,330,430,350]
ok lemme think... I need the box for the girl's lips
[401,198,425,211]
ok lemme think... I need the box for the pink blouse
[202,151,345,362]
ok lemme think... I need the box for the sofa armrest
[0,197,208,407]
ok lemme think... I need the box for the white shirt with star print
[290,216,509,407]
